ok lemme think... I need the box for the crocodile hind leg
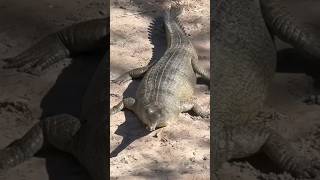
[0,123,43,172]
[218,123,320,178]
[180,100,210,118]
[3,18,107,75]
[111,62,155,85]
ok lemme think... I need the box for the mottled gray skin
[110,6,210,131]
[212,0,320,178]
[0,18,107,180]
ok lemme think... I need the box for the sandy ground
[109,0,210,179]
[0,0,106,180]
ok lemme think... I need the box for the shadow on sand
[35,52,103,180]
[110,16,166,158]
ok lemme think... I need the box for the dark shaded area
[110,80,151,158]
[37,52,103,180]
[40,54,101,118]
[37,150,90,180]
[277,48,318,75]
[233,153,282,175]
[277,48,320,104]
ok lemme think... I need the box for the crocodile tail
[164,2,187,35]
[164,2,183,21]
[260,0,320,59]
[0,123,43,172]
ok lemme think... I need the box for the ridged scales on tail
[0,18,108,180]
[212,0,320,179]
[111,4,210,131]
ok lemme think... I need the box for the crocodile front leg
[110,97,136,115]
[2,18,107,75]
[218,122,320,178]
[191,56,210,82]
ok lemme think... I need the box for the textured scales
[111,5,210,131]
[0,18,108,180]
[111,6,209,131]
[212,0,320,179]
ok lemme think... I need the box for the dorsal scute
[165,2,188,35]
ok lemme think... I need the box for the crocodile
[0,18,108,180]
[110,4,210,131]
[212,0,320,178]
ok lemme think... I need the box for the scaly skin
[0,18,108,180]
[212,0,320,179]
[111,5,210,131]
[3,18,107,75]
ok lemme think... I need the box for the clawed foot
[192,104,210,118]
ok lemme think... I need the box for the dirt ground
[0,0,106,180]
[109,0,210,179]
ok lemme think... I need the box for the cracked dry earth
[109,0,210,179]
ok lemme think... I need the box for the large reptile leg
[2,18,107,75]
[42,114,81,153]
[110,97,136,115]
[218,123,320,178]
[111,63,154,85]
[0,114,81,173]
[0,123,43,172]
[180,100,210,118]
[191,57,210,81]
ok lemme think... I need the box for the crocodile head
[141,103,174,131]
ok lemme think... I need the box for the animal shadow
[37,52,103,180]
[110,17,166,157]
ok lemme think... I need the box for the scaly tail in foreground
[0,123,43,171]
